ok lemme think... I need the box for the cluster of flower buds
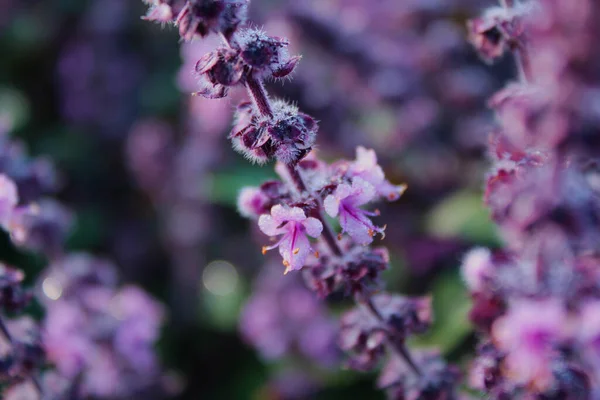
[37,254,166,399]
[230,99,317,165]
[464,0,600,398]
[143,0,248,39]
[142,0,460,397]
[467,1,531,64]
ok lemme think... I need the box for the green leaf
[409,270,472,354]
[209,164,276,207]
[425,190,500,246]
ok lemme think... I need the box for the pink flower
[324,178,384,245]
[237,187,269,219]
[347,146,407,201]
[492,299,570,391]
[258,205,322,273]
[461,247,494,293]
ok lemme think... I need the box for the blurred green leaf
[425,190,500,246]
[66,208,107,250]
[0,88,30,130]
[209,165,276,207]
[201,274,246,331]
[409,270,472,354]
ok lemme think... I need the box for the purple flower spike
[324,178,384,245]
[258,205,323,273]
[347,147,407,202]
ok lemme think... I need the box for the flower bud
[237,29,300,79]
[176,0,248,41]
[230,100,318,165]
[194,47,244,98]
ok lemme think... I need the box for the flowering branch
[142,0,457,397]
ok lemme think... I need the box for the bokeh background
[1,0,514,398]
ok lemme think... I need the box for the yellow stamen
[368,228,374,237]
[314,251,319,258]
[293,248,300,255]
[262,246,268,255]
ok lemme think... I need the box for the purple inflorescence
[0,98,167,399]
[142,0,460,398]
[463,0,600,398]
[39,254,165,399]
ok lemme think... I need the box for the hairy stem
[359,295,422,377]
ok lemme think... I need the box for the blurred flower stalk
[464,0,600,397]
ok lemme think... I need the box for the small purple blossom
[258,204,322,273]
[324,178,384,245]
[237,186,270,218]
[461,247,494,293]
[492,299,568,391]
[346,146,407,202]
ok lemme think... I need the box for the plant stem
[360,295,422,377]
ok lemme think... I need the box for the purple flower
[461,247,494,293]
[346,146,407,202]
[258,205,322,273]
[324,178,384,245]
[492,299,569,391]
[237,186,270,219]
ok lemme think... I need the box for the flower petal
[258,214,284,236]
[271,204,306,223]
[349,178,377,207]
[278,224,310,272]
[339,206,375,245]
[376,180,407,202]
[302,217,323,238]
[324,194,340,217]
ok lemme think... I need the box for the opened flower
[324,178,385,245]
[258,205,322,273]
[347,147,406,201]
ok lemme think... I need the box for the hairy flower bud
[176,0,248,41]
[230,100,317,165]
[194,47,244,98]
[237,29,300,79]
